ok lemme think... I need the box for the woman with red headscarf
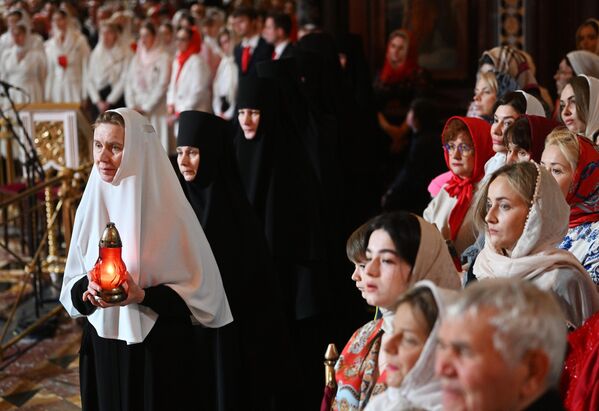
[423,116,494,257]
[374,30,430,154]
[166,26,211,130]
[378,30,419,86]
[541,128,599,285]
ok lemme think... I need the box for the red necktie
[272,50,277,60]
[241,46,251,73]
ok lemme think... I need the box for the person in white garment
[166,26,211,131]
[0,22,47,105]
[109,10,136,53]
[199,8,225,82]
[0,8,44,57]
[44,9,90,104]
[212,28,237,120]
[59,108,232,410]
[87,21,132,119]
[125,21,171,152]
[158,22,176,59]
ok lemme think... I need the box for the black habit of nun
[176,111,291,410]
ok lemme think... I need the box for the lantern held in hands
[91,222,128,303]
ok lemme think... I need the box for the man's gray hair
[447,279,567,386]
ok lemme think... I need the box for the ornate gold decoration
[324,343,339,389]
[34,121,66,168]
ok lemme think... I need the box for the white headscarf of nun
[60,108,232,344]
[581,75,599,142]
[567,50,599,78]
[366,280,457,411]
[516,90,546,117]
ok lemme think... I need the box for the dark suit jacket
[234,37,274,78]
[278,42,295,59]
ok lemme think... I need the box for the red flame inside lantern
[91,247,127,290]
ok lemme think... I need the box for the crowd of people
[1,0,599,410]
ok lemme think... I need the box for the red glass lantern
[91,222,128,303]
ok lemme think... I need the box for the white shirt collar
[273,40,289,59]
[241,34,260,50]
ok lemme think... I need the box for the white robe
[44,29,90,103]
[212,55,238,120]
[125,50,171,152]
[0,30,44,56]
[0,46,46,105]
[200,36,222,82]
[166,53,212,114]
[87,43,132,105]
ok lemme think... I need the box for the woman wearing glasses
[423,116,493,257]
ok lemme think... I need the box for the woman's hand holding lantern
[83,271,145,308]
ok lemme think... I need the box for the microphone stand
[0,82,46,317]
[0,82,45,181]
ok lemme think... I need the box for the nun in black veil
[234,72,335,408]
[234,60,369,408]
[176,111,289,410]
[235,69,327,318]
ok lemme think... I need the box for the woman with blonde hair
[541,128,599,285]
[469,71,498,121]
[472,161,599,327]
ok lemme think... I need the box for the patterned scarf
[567,135,599,228]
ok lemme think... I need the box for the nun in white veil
[60,108,232,410]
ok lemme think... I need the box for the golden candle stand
[0,103,92,359]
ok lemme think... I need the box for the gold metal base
[99,286,127,303]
